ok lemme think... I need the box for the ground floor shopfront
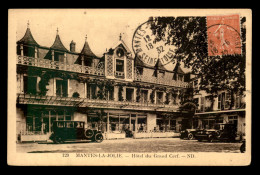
[193,109,246,139]
[16,105,187,142]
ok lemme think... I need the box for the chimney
[70,40,76,52]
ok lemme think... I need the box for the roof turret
[50,28,69,52]
[79,35,97,57]
[17,21,39,46]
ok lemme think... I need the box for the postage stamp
[7,9,251,166]
[207,14,242,56]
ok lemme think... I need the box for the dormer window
[23,45,35,57]
[137,67,143,75]
[153,70,158,77]
[85,58,92,67]
[54,51,65,62]
[178,74,184,81]
[116,59,124,72]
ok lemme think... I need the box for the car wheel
[208,135,213,142]
[52,137,58,144]
[95,133,103,143]
[57,137,64,144]
[85,129,94,139]
[188,133,194,140]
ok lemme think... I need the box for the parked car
[180,129,197,140]
[195,124,237,142]
[49,121,103,143]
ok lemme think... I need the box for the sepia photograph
[8,9,252,166]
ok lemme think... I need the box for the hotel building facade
[15,24,245,142]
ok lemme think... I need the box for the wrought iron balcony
[17,55,105,76]
[17,93,180,112]
[134,69,190,88]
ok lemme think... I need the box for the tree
[150,16,246,108]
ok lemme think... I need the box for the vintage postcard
[8,9,252,166]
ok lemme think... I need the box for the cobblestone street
[17,138,243,153]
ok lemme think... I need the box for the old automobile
[195,123,237,142]
[180,129,197,140]
[49,121,103,143]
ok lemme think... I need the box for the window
[106,87,114,100]
[225,92,231,109]
[156,118,164,131]
[54,52,65,62]
[228,116,238,132]
[84,57,92,67]
[23,46,35,57]
[56,79,68,97]
[87,84,97,99]
[170,120,176,130]
[137,67,143,75]
[217,92,231,110]
[201,118,215,129]
[126,88,134,102]
[200,97,205,112]
[228,116,238,124]
[24,76,37,95]
[156,92,163,104]
[218,94,222,110]
[178,74,184,81]
[205,96,212,111]
[140,90,148,103]
[235,94,244,108]
[221,92,225,110]
[116,59,124,72]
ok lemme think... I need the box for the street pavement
[17,138,242,153]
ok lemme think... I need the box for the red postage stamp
[207,14,242,56]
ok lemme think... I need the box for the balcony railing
[134,69,190,88]
[195,104,246,114]
[17,55,105,76]
[17,93,180,112]
[115,71,125,78]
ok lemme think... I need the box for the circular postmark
[132,20,176,67]
[207,24,242,56]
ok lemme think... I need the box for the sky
[14,9,190,72]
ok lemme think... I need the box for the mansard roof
[50,34,69,52]
[17,27,39,46]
